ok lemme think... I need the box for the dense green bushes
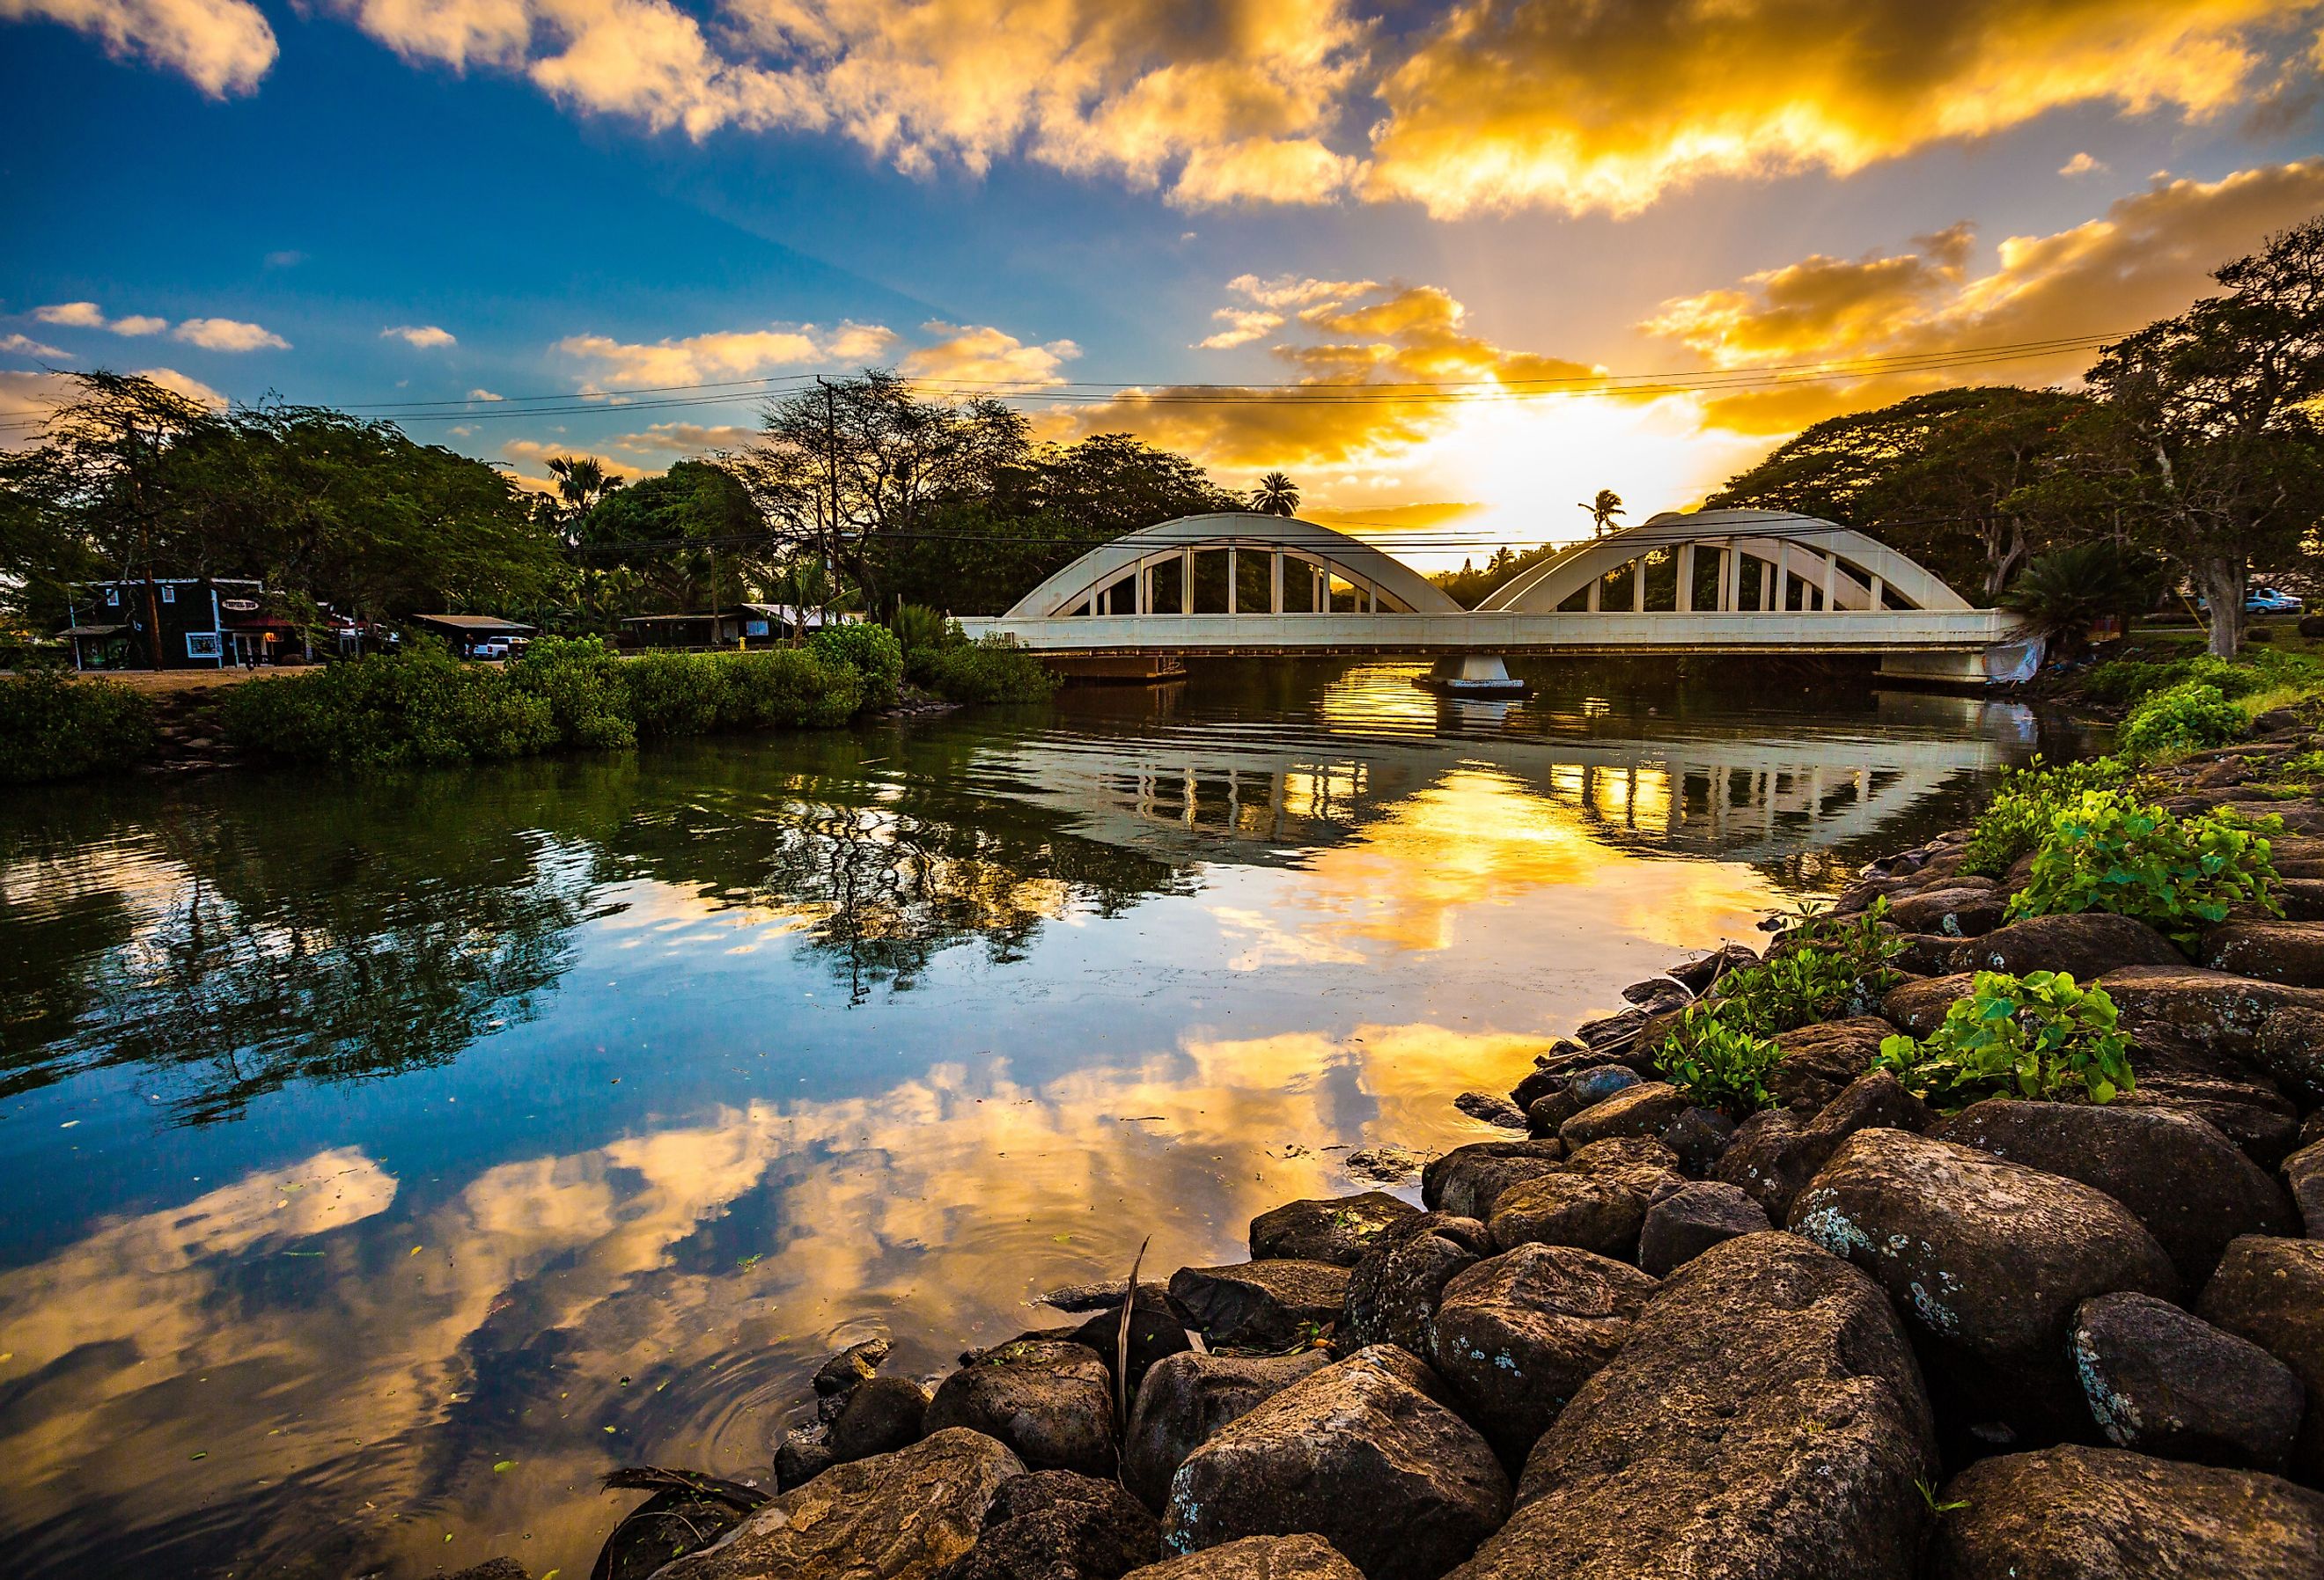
[810,623,903,707]
[2116,681,2247,759]
[2005,789,2280,948]
[0,672,155,783]
[1877,970,2133,1108]
[2082,653,2269,708]
[1960,757,2135,877]
[226,636,872,769]
[892,606,1058,704]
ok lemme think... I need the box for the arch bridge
[959,510,2036,685]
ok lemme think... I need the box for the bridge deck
[959,609,2021,656]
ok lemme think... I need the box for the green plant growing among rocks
[1874,969,2134,1109]
[1959,756,2134,877]
[1654,1003,1783,1114]
[2005,789,2281,948]
[1708,900,1907,1035]
[2116,680,2247,760]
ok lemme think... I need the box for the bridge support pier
[1426,654,1528,696]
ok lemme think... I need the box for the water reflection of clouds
[0,1018,1546,1577]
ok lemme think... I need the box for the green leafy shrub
[1654,1004,1783,1115]
[2006,789,2280,948]
[810,622,903,707]
[1875,969,2133,1108]
[1960,756,2135,877]
[508,636,635,750]
[224,643,557,769]
[916,638,1058,704]
[1700,900,1907,1037]
[888,603,950,660]
[621,649,862,736]
[0,672,156,783]
[2116,681,2246,760]
[2083,655,2267,708]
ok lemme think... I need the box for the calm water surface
[0,660,2096,1578]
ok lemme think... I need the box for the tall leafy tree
[571,459,763,613]
[2069,218,2324,657]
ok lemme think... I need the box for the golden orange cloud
[1365,0,2317,217]
[1644,158,2324,433]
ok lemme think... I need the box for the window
[160,584,175,604]
[186,632,222,658]
[105,586,120,606]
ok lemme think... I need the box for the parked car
[469,639,513,660]
[2196,586,2305,615]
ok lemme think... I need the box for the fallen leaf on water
[604,1425,616,1434]
[736,1253,762,1269]
[410,1246,423,1256]
[189,1451,206,1460]
[494,1460,516,1473]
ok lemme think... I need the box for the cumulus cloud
[1642,158,2324,432]
[0,333,70,359]
[1364,0,2316,217]
[609,422,759,456]
[34,302,167,335]
[1198,310,1284,349]
[467,387,505,401]
[555,319,899,390]
[500,437,649,493]
[900,321,1078,386]
[383,324,458,349]
[1,0,276,96]
[1049,278,1600,473]
[327,0,1369,204]
[173,316,290,351]
[136,367,230,407]
[2060,151,2107,176]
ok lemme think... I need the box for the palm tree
[1252,472,1300,517]
[1997,541,2165,655]
[547,454,623,518]
[1578,489,1624,537]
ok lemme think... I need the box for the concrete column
[1723,546,1741,611]
[1632,558,1646,613]
[1869,574,1885,612]
[1181,548,1194,614]
[1677,543,1695,612]
[1226,547,1237,614]
[1136,561,1149,615]
[1270,550,1283,614]
[1586,577,1600,613]
[1822,552,1838,612]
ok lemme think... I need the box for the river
[0,658,2097,1577]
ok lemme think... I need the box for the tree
[1578,489,1625,536]
[571,459,763,613]
[544,455,624,540]
[1995,540,2166,654]
[1711,386,2089,599]
[1251,472,1300,517]
[735,371,1031,614]
[2070,218,2324,658]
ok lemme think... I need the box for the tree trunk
[2197,555,2247,659]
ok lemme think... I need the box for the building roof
[58,623,129,637]
[79,577,263,589]
[620,612,732,624]
[410,613,536,632]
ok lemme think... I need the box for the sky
[4,1,2324,567]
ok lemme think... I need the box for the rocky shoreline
[458,724,2324,1580]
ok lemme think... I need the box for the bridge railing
[958,607,2025,653]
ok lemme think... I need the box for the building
[739,604,864,640]
[619,611,746,649]
[408,613,537,658]
[63,577,276,670]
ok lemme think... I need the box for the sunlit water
[0,659,2096,1577]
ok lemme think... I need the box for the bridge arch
[1002,512,1463,620]
[1476,508,1970,615]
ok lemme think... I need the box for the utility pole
[818,376,837,635]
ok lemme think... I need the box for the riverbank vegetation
[0,669,154,783]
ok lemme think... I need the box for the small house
[738,604,863,641]
[619,612,746,649]
[65,577,269,669]
[408,613,536,658]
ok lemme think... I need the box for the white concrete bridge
[959,509,2039,686]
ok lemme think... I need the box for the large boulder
[1636,1180,1770,1276]
[1669,942,1756,994]
[2069,1292,2306,1473]
[2203,920,2324,987]
[2255,1004,2324,1106]
[1448,1232,1934,1580]
[1123,1534,1363,1580]
[934,1471,1161,1580]
[1791,1128,2180,1365]
[1525,1066,1640,1136]
[2197,1236,2324,1482]
[924,1339,1118,1475]
[1714,1069,1931,1221]
[1250,1193,1419,1267]
[1949,912,2187,979]
[1162,1346,1510,1580]
[1427,1244,1658,1463]
[1879,972,1974,1036]
[1064,1285,1193,1398]
[1339,1212,1490,1355]
[1122,1350,1332,1512]
[827,1374,932,1463]
[1932,1099,2293,1284]
[1923,1444,2324,1580]
[1485,1137,1682,1260]
[1555,1081,1690,1149]
[1455,1091,1530,1130]
[2095,965,2324,1060]
[1168,1260,1350,1350]
[656,1428,1022,1580]
[1765,1017,1896,1113]
[2284,1139,2324,1237]
[2116,1074,2303,1169]
[1423,1139,1565,1222]
[1885,884,2005,937]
